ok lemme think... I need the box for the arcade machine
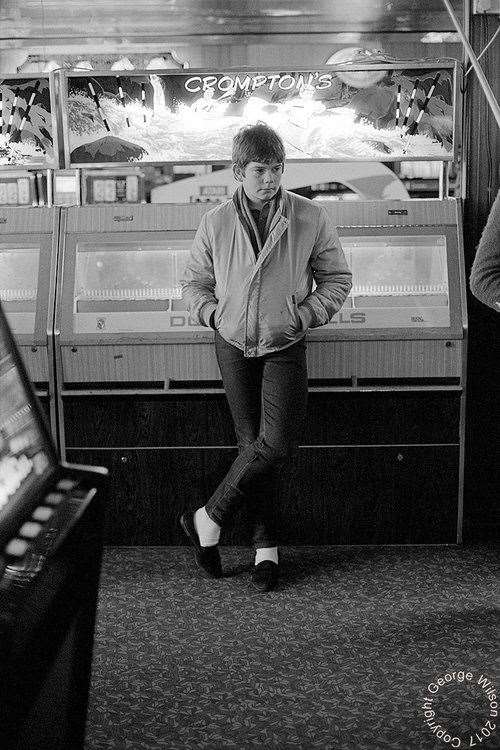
[54,62,466,546]
[0,74,61,441]
[54,199,218,544]
[303,196,467,546]
[0,301,107,750]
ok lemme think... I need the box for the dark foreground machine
[0,300,107,750]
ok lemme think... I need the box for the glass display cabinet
[0,75,59,443]
[72,238,192,331]
[0,75,58,170]
[56,199,466,387]
[60,62,459,168]
[0,207,59,397]
[333,234,450,329]
[55,203,216,393]
[305,198,466,387]
[57,201,466,549]
[0,245,39,325]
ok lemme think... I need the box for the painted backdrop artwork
[0,77,55,167]
[64,67,456,166]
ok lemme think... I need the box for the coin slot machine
[307,198,466,386]
[55,202,216,398]
[0,74,61,441]
[0,302,107,750]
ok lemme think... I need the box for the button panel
[56,479,77,492]
[1,476,89,577]
[1,476,87,572]
[5,538,29,558]
[45,492,65,506]
[19,521,43,540]
[32,506,55,522]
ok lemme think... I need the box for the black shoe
[180,512,223,579]
[251,560,279,592]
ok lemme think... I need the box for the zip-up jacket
[180,189,353,357]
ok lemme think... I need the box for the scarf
[233,185,283,259]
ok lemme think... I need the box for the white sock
[255,547,279,565]
[194,506,221,547]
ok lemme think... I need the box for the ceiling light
[111,57,135,70]
[333,34,362,44]
[43,60,60,73]
[421,32,461,43]
[263,9,303,16]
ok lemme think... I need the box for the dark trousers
[205,331,308,548]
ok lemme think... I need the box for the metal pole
[460,0,470,200]
[442,0,500,129]
[444,161,450,197]
[47,169,53,207]
[438,162,450,199]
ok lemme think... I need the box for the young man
[180,122,352,591]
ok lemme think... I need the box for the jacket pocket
[286,294,302,335]
[214,296,226,328]
[258,294,297,347]
[286,294,302,334]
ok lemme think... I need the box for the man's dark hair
[232,122,286,171]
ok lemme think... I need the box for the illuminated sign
[62,64,458,167]
[183,72,335,94]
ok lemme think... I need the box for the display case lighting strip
[352,284,448,294]
[0,288,37,301]
[341,225,452,229]
[78,287,180,300]
[74,284,449,300]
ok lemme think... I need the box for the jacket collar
[232,185,284,218]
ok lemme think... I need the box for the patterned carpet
[85,544,499,750]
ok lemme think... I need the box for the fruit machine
[0,302,107,750]
[54,199,232,545]
[307,198,466,387]
[301,196,468,545]
[0,73,61,441]
[55,200,218,397]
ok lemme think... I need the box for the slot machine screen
[0,304,57,548]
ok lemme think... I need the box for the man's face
[234,160,284,206]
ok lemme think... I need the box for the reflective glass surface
[333,234,450,328]
[0,247,40,312]
[74,240,191,312]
